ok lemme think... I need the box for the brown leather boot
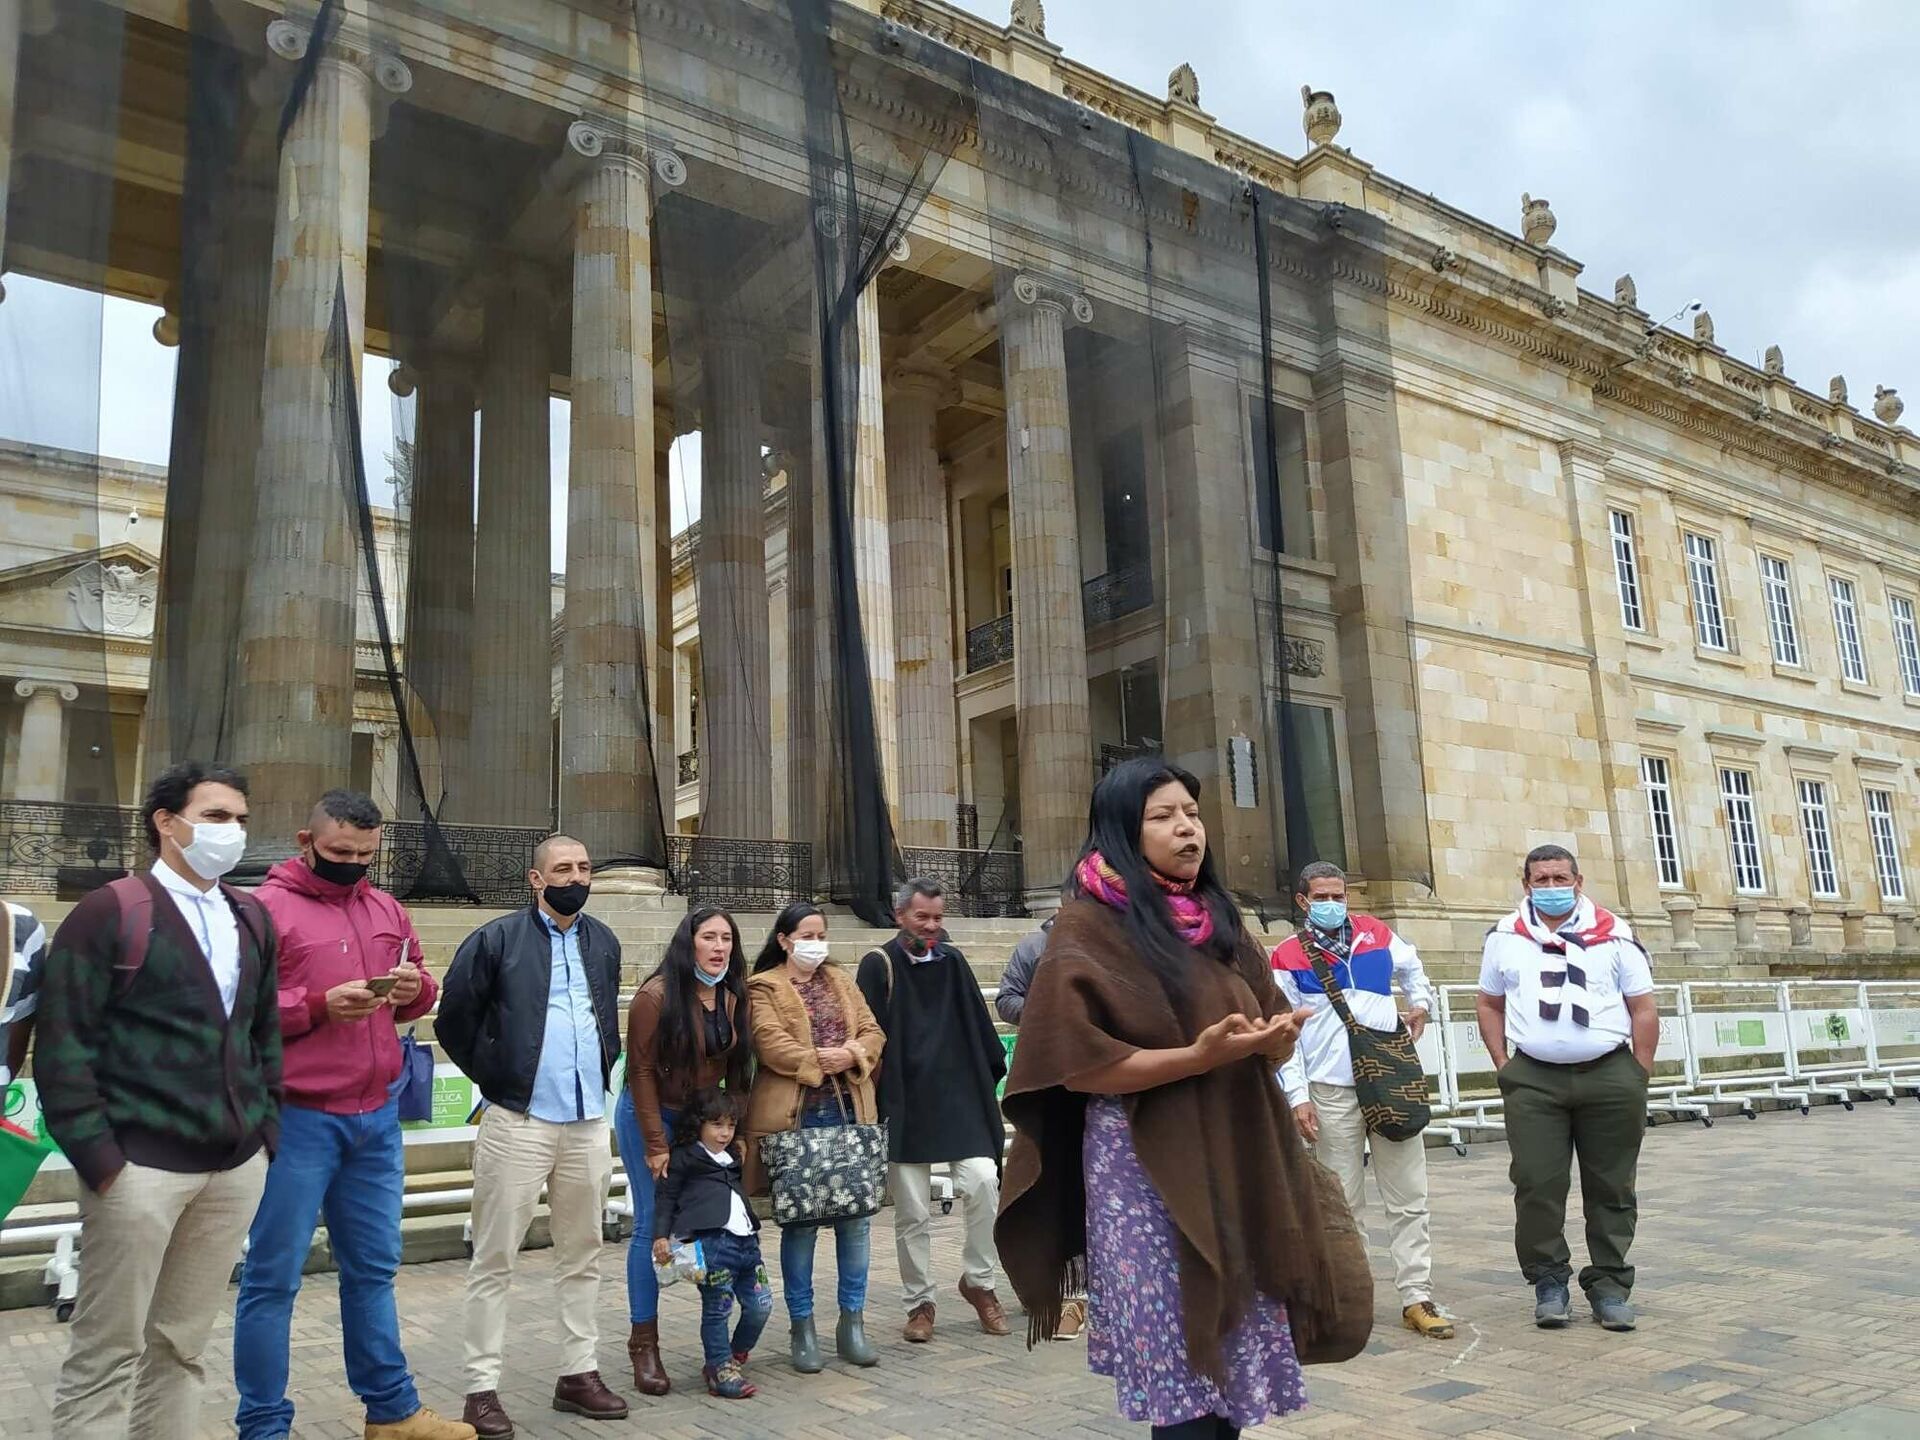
[460,1392,513,1440]
[551,1371,629,1421]
[627,1320,671,1396]
[903,1302,936,1343]
[958,1276,1011,1336]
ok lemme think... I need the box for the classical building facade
[0,0,1916,954]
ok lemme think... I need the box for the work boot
[958,1276,1011,1336]
[1055,1298,1087,1341]
[460,1392,514,1440]
[551,1371,629,1421]
[1401,1301,1456,1340]
[836,1310,879,1367]
[1590,1293,1638,1331]
[365,1408,477,1440]
[790,1316,824,1373]
[627,1320,670,1396]
[1534,1279,1571,1329]
[903,1302,936,1343]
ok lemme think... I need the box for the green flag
[0,1106,54,1222]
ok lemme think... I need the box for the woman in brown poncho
[996,758,1357,1440]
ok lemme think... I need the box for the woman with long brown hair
[616,905,752,1397]
[997,758,1358,1440]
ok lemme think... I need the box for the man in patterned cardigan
[36,761,283,1437]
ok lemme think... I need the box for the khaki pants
[1309,1080,1434,1306]
[462,1106,613,1391]
[889,1158,999,1310]
[51,1153,268,1440]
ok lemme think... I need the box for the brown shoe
[460,1392,513,1440]
[552,1371,630,1420]
[366,1407,478,1440]
[1054,1297,1087,1341]
[903,1302,936,1343]
[958,1276,1012,1336]
[627,1320,671,1396]
[1402,1300,1456,1340]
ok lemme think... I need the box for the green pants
[1497,1046,1647,1300]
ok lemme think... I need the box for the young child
[652,1087,774,1398]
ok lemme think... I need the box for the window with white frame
[1795,778,1839,900]
[1609,510,1645,633]
[1865,788,1906,903]
[1684,531,1728,650]
[1640,754,1684,887]
[1829,574,1868,684]
[1891,593,1920,698]
[1719,766,1766,894]
[1759,554,1801,667]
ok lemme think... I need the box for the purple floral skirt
[1083,1097,1308,1428]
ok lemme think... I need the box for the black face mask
[309,852,368,887]
[543,882,591,917]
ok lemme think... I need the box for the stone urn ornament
[1764,344,1785,376]
[1301,86,1341,146]
[1520,192,1556,246]
[1168,62,1200,107]
[1829,375,1849,406]
[1875,385,1905,424]
[1614,273,1638,308]
[1692,310,1715,346]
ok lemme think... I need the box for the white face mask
[175,820,247,881]
[791,939,830,973]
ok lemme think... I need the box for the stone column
[400,360,476,822]
[696,312,772,839]
[0,0,26,299]
[231,20,406,851]
[11,680,76,800]
[1003,274,1094,908]
[852,281,899,823]
[652,409,678,818]
[559,124,680,872]
[470,263,554,829]
[1159,333,1274,884]
[785,439,818,846]
[1312,351,1429,901]
[886,360,959,847]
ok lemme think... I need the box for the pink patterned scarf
[1075,850,1216,948]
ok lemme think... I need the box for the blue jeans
[234,1099,417,1439]
[694,1230,773,1369]
[614,1088,677,1323]
[778,1103,873,1318]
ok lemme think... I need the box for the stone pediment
[0,544,159,640]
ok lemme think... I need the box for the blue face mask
[1530,885,1577,918]
[694,964,728,988]
[1306,899,1347,931]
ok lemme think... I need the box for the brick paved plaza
[2,1105,1916,1439]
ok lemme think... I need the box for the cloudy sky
[2,1,1913,573]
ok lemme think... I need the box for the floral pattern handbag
[758,1078,889,1228]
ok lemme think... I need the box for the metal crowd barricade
[1680,980,1810,1117]
[1863,979,1920,1100]
[1645,984,1712,1126]
[1436,985,1506,1144]
[1779,979,1874,1109]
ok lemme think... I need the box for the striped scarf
[1074,851,1216,948]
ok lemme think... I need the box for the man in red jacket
[232,790,474,1440]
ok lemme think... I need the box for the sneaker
[365,1408,478,1440]
[704,1360,757,1399]
[1590,1293,1637,1331]
[1054,1298,1087,1341]
[1401,1300,1455,1340]
[1534,1279,1571,1329]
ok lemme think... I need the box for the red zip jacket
[256,858,435,1115]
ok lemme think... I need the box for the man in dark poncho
[857,878,1010,1345]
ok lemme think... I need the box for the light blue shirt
[528,909,605,1124]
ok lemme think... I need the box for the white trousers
[462,1106,613,1391]
[889,1158,1000,1310]
[1310,1080,1434,1305]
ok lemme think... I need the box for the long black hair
[1076,757,1263,1018]
[643,905,752,1095]
[752,900,825,974]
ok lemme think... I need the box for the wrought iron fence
[966,612,1014,672]
[900,845,1026,918]
[374,821,548,906]
[668,834,813,912]
[0,800,146,896]
[1082,561,1154,628]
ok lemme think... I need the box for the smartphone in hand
[363,973,401,998]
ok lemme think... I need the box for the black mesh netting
[0,0,1432,919]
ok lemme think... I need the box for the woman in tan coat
[745,902,885,1375]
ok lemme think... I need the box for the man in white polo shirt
[1477,844,1657,1334]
